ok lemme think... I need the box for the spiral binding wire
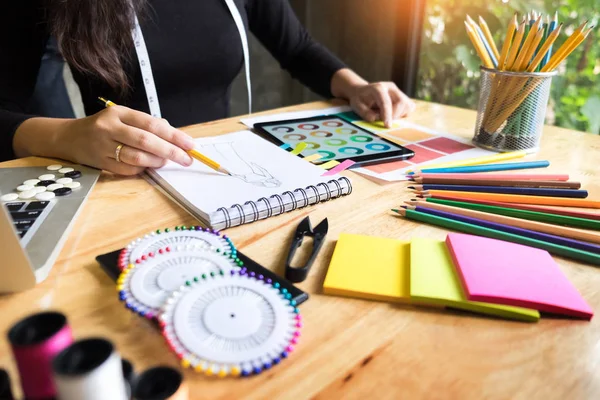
[213,177,352,229]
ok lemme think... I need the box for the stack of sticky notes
[323,232,593,322]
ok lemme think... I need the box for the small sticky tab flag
[290,142,307,156]
[280,143,291,150]
[303,153,323,163]
[318,160,340,170]
[322,160,356,176]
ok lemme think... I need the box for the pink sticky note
[446,233,594,320]
[322,160,356,176]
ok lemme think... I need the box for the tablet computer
[254,115,415,167]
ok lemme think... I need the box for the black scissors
[285,216,328,283]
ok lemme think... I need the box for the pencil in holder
[473,67,556,152]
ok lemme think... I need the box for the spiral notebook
[146,130,353,230]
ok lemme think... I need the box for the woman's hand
[348,82,416,127]
[331,69,416,128]
[14,106,195,175]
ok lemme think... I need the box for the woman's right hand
[61,105,195,175]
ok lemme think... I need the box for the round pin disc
[118,248,241,319]
[160,272,301,378]
[118,227,236,271]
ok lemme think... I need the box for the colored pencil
[413,173,570,181]
[408,194,600,220]
[541,11,558,68]
[510,17,542,71]
[478,16,501,60]
[526,23,563,72]
[411,177,580,189]
[465,21,494,68]
[418,198,600,231]
[466,15,499,67]
[412,185,588,198]
[406,150,527,174]
[405,204,600,253]
[542,20,588,72]
[415,161,550,174]
[392,208,600,265]
[503,21,527,70]
[421,190,600,209]
[498,14,518,69]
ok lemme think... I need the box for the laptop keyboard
[4,200,54,244]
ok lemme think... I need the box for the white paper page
[152,131,336,214]
[240,105,351,128]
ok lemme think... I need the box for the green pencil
[422,198,600,231]
[391,208,600,265]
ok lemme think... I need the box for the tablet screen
[259,116,409,163]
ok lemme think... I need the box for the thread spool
[7,311,73,399]
[132,366,188,400]
[52,338,128,400]
[0,369,14,400]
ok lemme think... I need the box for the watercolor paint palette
[255,116,415,167]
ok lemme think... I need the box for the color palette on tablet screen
[263,117,400,162]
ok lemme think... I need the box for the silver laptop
[0,165,100,293]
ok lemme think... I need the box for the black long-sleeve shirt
[0,0,346,161]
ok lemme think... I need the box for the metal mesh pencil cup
[473,67,556,152]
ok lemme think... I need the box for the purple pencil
[411,206,600,255]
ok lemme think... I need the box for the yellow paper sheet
[410,238,539,322]
[319,160,340,169]
[323,234,410,303]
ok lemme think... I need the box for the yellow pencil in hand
[97,97,232,175]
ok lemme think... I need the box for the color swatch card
[410,238,539,322]
[323,234,410,303]
[345,118,500,182]
[446,233,594,320]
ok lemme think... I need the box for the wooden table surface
[1,100,600,399]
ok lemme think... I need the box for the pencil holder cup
[473,67,556,152]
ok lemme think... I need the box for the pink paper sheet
[446,233,594,320]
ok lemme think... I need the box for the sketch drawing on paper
[199,141,281,188]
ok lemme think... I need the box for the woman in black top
[1,1,415,174]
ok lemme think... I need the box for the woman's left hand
[348,82,416,128]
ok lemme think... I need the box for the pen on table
[97,97,232,175]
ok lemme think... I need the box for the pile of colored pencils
[394,162,600,265]
[465,12,594,132]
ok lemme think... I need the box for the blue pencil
[474,25,499,67]
[412,206,600,255]
[411,184,588,198]
[411,160,550,174]
[542,12,558,68]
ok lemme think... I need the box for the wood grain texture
[1,100,600,399]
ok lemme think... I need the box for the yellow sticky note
[319,160,340,169]
[323,234,410,303]
[303,153,323,163]
[290,142,307,155]
[410,238,539,322]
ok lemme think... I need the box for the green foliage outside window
[417,0,600,134]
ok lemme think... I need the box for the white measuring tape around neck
[131,0,252,119]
